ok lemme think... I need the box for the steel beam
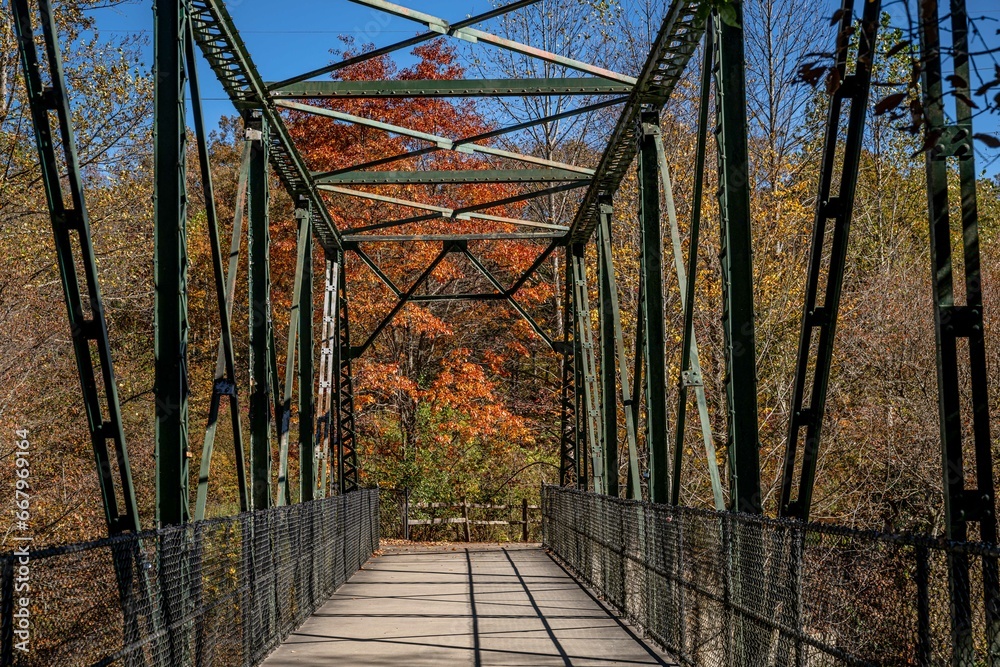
[571,244,604,494]
[315,169,592,186]
[638,113,669,504]
[919,0,999,659]
[191,41,249,521]
[11,0,140,534]
[597,200,638,499]
[319,184,569,231]
[463,249,555,350]
[276,202,312,506]
[509,240,559,295]
[268,0,542,90]
[409,293,506,302]
[348,0,636,84]
[779,0,881,522]
[568,0,703,242]
[269,78,632,98]
[154,0,190,527]
[353,244,453,357]
[344,233,564,243]
[247,111,273,511]
[189,0,342,251]
[299,202,316,503]
[321,97,625,178]
[345,183,585,234]
[284,100,594,175]
[668,28,723,511]
[316,259,340,498]
[558,247,578,488]
[652,131,724,511]
[712,8,761,514]
[335,255,359,493]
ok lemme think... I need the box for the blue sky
[87,0,1000,165]
[88,1,485,127]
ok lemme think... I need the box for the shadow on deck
[261,543,676,666]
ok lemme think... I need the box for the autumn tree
[286,40,564,505]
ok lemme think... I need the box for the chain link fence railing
[543,485,997,666]
[1,490,378,667]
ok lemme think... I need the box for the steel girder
[154,0,191,527]
[247,112,274,511]
[597,201,641,500]
[567,0,704,243]
[335,256,360,493]
[559,247,578,489]
[192,50,251,522]
[314,97,625,181]
[298,202,317,503]
[651,131,724,511]
[918,0,1000,659]
[637,113,670,504]
[11,0,140,535]
[270,0,544,90]
[189,0,343,252]
[571,244,604,494]
[316,260,341,498]
[316,169,592,186]
[712,7,761,514]
[778,0,882,522]
[347,0,636,84]
[268,78,633,98]
[276,200,315,506]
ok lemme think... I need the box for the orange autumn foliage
[285,40,561,499]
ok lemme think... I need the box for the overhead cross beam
[316,169,591,186]
[319,184,569,231]
[189,0,343,251]
[268,0,543,90]
[278,100,594,175]
[347,0,637,85]
[269,78,632,98]
[345,182,584,234]
[319,97,625,178]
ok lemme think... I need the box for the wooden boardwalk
[262,543,676,666]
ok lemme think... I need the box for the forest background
[2,0,1000,545]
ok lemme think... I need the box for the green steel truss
[15,9,999,661]
[779,0,883,522]
[918,0,999,658]
[11,0,140,535]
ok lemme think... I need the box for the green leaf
[718,3,739,27]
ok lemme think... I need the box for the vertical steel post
[918,0,999,661]
[247,110,273,511]
[336,254,359,493]
[597,199,637,499]
[671,25,725,511]
[154,0,189,527]
[638,111,670,504]
[190,34,249,521]
[277,200,311,506]
[316,257,339,497]
[299,203,316,503]
[597,214,620,497]
[629,278,645,500]
[712,7,761,514]
[572,244,604,494]
[652,132,725,511]
[558,244,578,488]
[779,0,882,522]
